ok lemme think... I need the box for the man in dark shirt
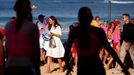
[122,14,134,43]
[131,18,134,24]
[121,13,134,69]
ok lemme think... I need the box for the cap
[38,14,45,19]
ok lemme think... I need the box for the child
[71,42,78,67]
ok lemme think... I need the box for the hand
[48,33,53,37]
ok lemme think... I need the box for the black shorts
[41,48,46,52]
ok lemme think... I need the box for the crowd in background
[0,0,134,75]
[69,14,134,71]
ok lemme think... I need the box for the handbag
[49,36,56,48]
[42,34,49,41]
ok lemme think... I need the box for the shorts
[41,48,46,52]
[113,42,119,49]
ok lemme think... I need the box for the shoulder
[23,21,39,34]
[56,25,60,28]
[69,27,79,38]
[90,26,105,34]
[56,25,61,29]
[5,21,15,32]
[24,20,36,26]
[90,26,106,39]
[24,20,37,29]
[36,21,39,25]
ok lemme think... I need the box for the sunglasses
[122,16,128,19]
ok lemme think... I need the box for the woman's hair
[78,7,93,50]
[108,21,114,30]
[13,0,33,33]
[49,16,61,30]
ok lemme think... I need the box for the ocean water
[0,0,134,42]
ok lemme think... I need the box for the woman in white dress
[46,16,65,73]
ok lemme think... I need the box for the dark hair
[108,21,114,29]
[122,13,130,19]
[11,16,16,20]
[13,0,33,33]
[78,7,93,50]
[38,14,45,21]
[69,25,74,30]
[49,16,61,29]
[78,7,93,26]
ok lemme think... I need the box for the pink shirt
[101,25,108,34]
[113,26,119,43]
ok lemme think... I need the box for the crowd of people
[0,0,134,75]
[67,12,134,71]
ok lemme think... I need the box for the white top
[39,25,50,50]
[37,21,44,30]
[46,25,65,58]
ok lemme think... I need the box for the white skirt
[46,36,65,58]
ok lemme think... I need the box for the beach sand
[40,62,134,75]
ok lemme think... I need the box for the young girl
[104,22,114,69]
[71,42,78,67]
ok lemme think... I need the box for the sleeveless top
[5,20,37,67]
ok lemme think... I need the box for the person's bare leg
[115,44,120,68]
[103,50,109,65]
[57,58,63,72]
[99,48,104,61]
[43,52,46,63]
[75,53,78,67]
[116,44,120,57]
[107,57,113,68]
[129,44,134,68]
[40,49,43,61]
[47,56,52,73]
